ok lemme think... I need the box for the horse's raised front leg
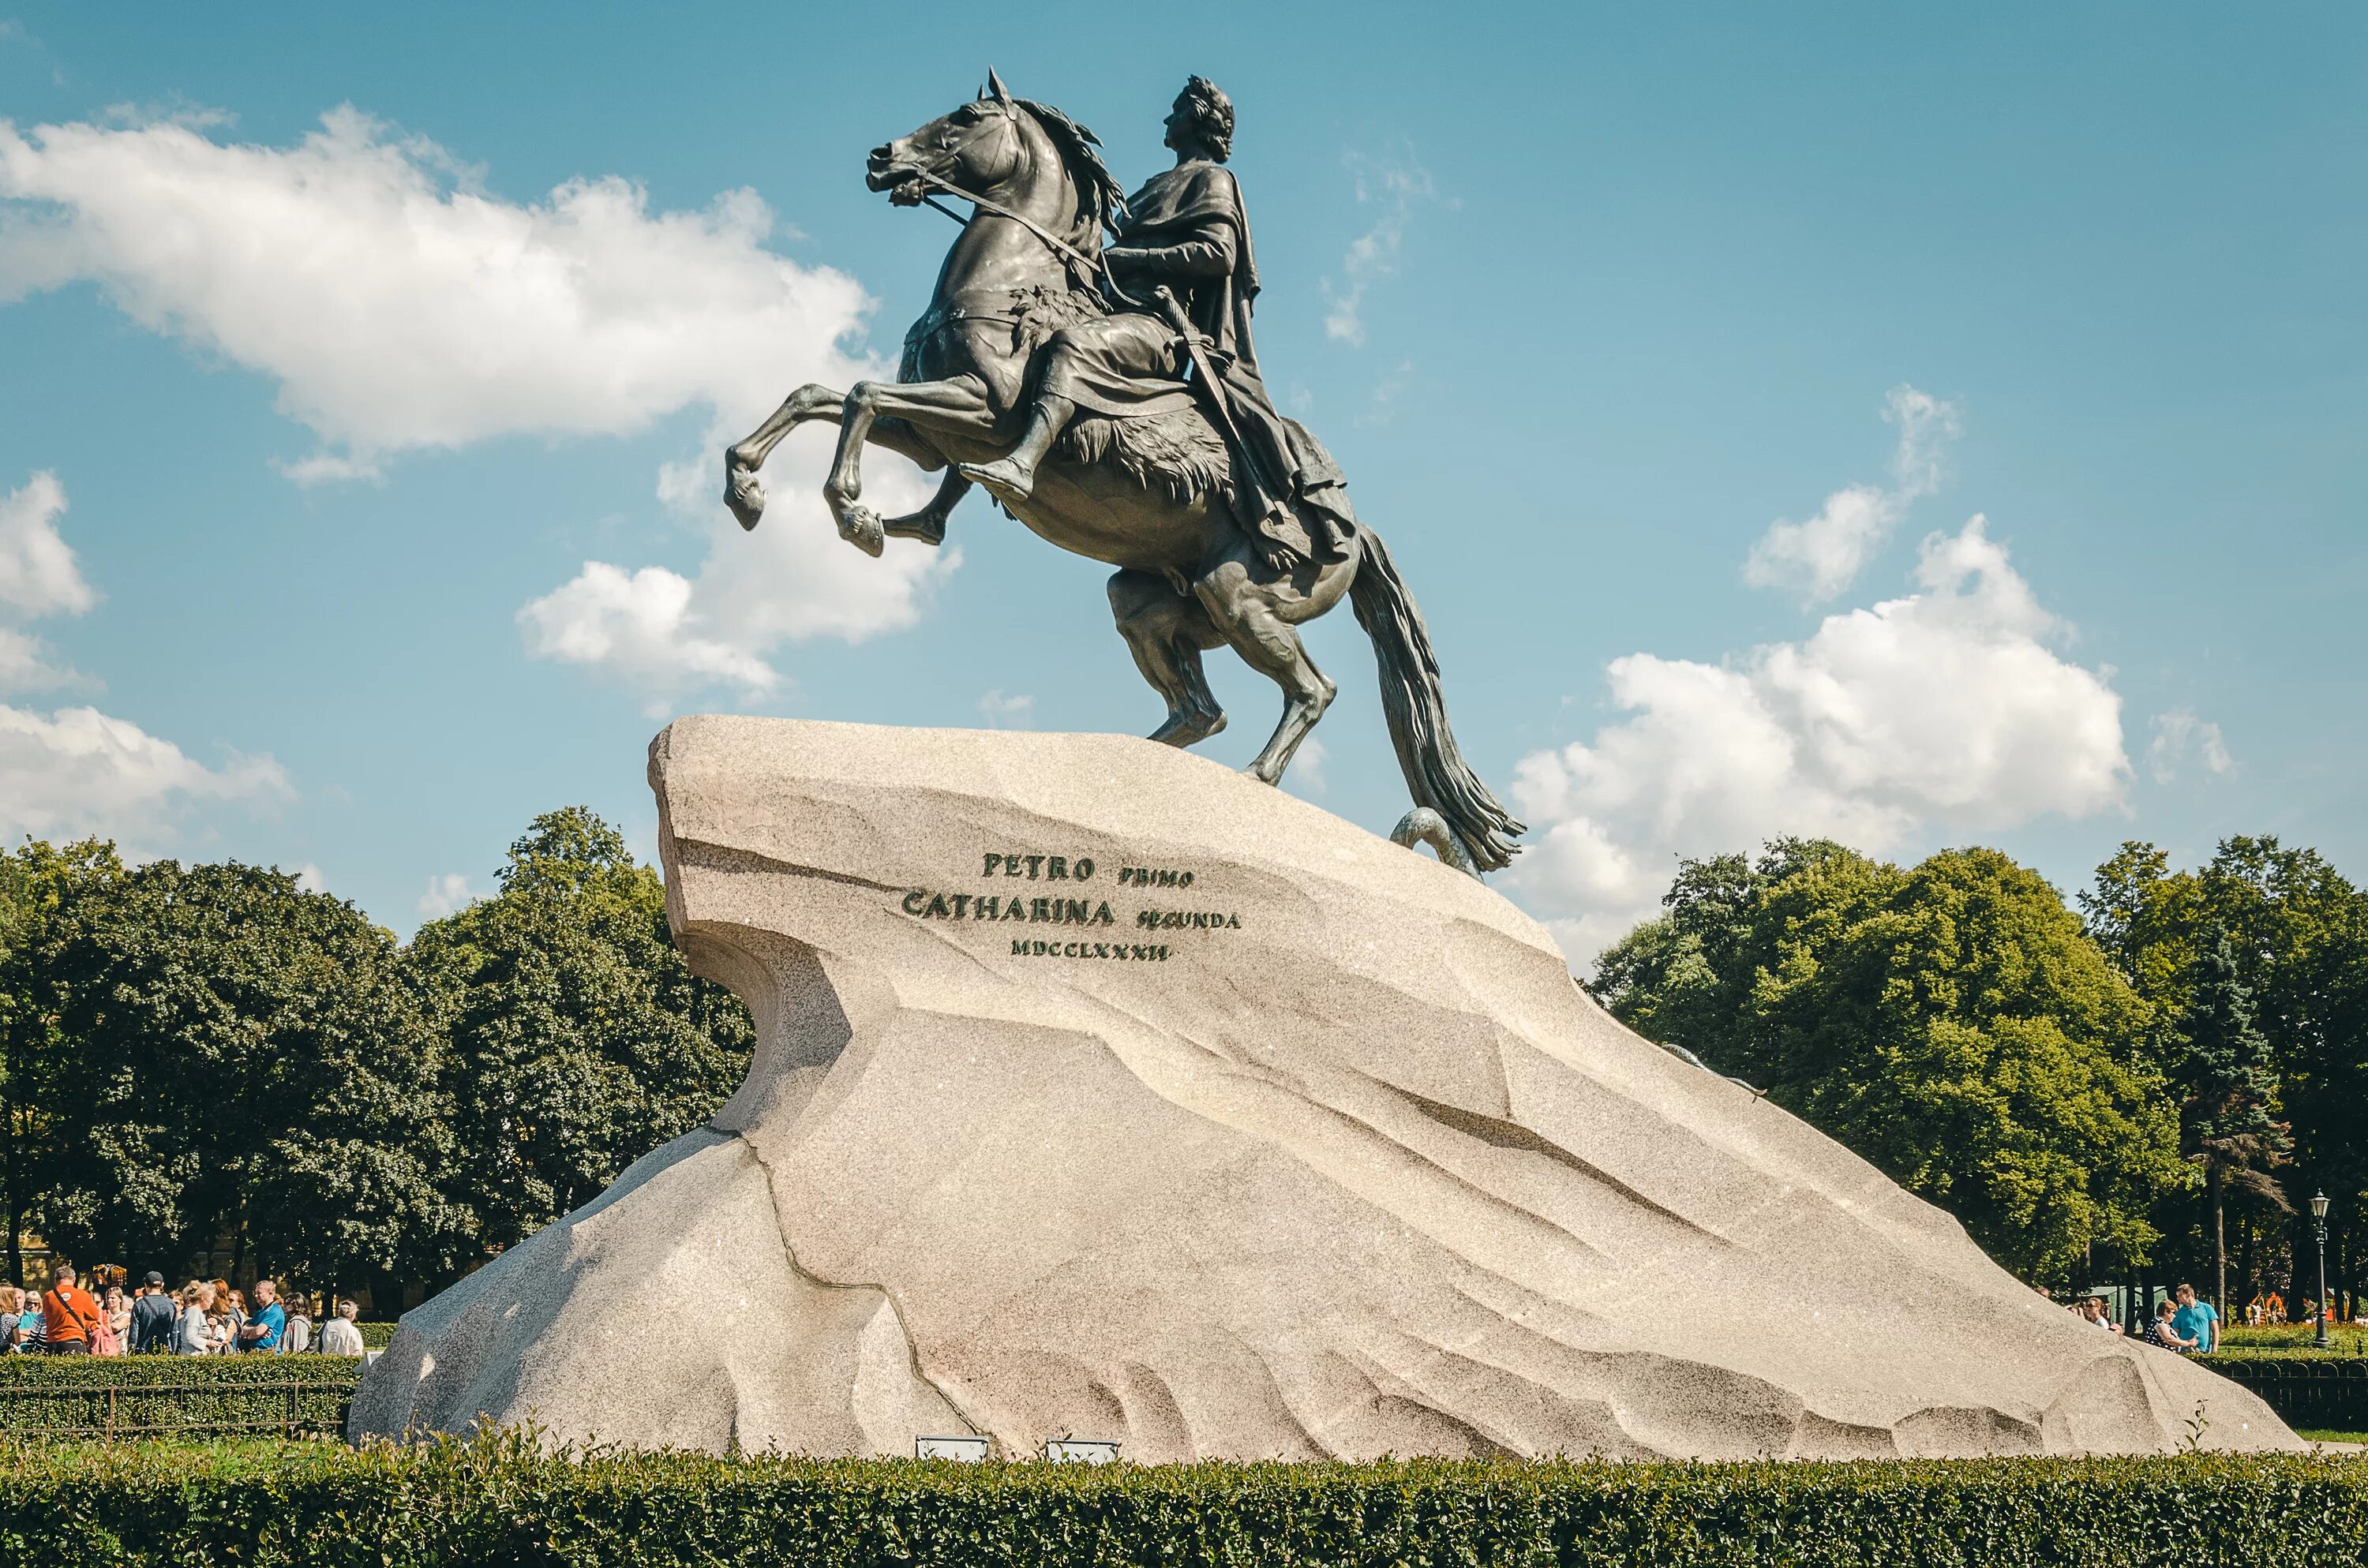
[882,468,970,547]
[724,383,845,530]
[1192,556,1337,786]
[826,376,997,556]
[1108,570,1227,746]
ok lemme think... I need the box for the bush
[0,1353,359,1437]
[0,1435,2357,1565]
[359,1321,397,1349]
[2222,1323,2368,1356]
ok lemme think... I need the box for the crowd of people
[0,1265,368,1356]
[2064,1283,2222,1352]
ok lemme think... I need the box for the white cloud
[0,626,76,692]
[1284,734,1328,799]
[417,872,476,919]
[1510,516,2129,960]
[519,561,781,714]
[2147,709,2234,783]
[0,107,872,466]
[0,704,291,845]
[0,471,290,849]
[0,107,958,698]
[1355,360,1415,428]
[1744,385,1961,602]
[0,470,94,618]
[292,863,328,893]
[1322,156,1438,346]
[976,690,1034,728]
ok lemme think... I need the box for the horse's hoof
[724,466,766,531]
[1148,709,1227,748]
[837,506,886,558]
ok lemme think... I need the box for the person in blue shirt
[236,1278,287,1353]
[2171,1283,2220,1354]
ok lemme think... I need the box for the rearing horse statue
[722,73,1523,872]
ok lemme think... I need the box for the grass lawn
[2298,1430,2368,1446]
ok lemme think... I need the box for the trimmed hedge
[2224,1323,2367,1352]
[0,1435,2357,1565]
[0,1353,361,1436]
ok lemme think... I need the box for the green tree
[2080,836,2366,1315]
[2177,924,2290,1316]
[0,839,127,1283]
[1594,839,2189,1282]
[15,856,451,1291]
[410,808,751,1261]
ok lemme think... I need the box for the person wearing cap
[129,1272,176,1354]
[39,1264,101,1354]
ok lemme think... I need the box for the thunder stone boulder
[350,717,2298,1459]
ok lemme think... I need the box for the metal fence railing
[2211,1357,2368,1432]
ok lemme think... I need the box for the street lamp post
[2310,1192,2332,1350]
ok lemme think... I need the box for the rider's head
[1167,77,1235,163]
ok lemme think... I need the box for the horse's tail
[1348,527,1525,872]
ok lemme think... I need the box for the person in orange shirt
[39,1263,102,1355]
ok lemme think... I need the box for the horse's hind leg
[1192,563,1336,785]
[1108,571,1227,747]
[882,467,970,546]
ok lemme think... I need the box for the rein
[908,168,1144,307]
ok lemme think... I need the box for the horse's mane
[1016,98,1126,244]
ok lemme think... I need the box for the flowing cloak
[1035,160,1354,566]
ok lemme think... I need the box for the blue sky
[0,3,2360,955]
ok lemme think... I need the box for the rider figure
[961,77,1352,571]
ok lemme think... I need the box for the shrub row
[0,1356,363,1386]
[0,1353,360,1437]
[0,1435,2358,1566]
[2223,1323,2362,1349]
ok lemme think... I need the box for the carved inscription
[896,845,1243,961]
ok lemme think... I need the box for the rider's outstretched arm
[1104,221,1237,283]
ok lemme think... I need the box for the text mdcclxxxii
[896,842,1243,962]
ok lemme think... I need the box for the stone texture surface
[350,717,2299,1458]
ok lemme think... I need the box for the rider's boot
[961,396,1073,505]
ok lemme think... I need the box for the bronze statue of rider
[961,76,1353,571]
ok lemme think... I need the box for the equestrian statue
[723,72,1523,873]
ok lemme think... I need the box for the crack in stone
[1384,1083,1731,1244]
[678,838,908,895]
[720,1123,993,1451]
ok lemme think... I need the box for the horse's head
[867,69,1029,207]
[868,72,1125,246]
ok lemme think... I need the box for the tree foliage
[2078,835,2368,1297]
[1593,839,2189,1281]
[0,807,751,1294]
[6,854,451,1289]
[408,807,752,1254]
[2176,925,2289,1205]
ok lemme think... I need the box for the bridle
[894,112,1144,306]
